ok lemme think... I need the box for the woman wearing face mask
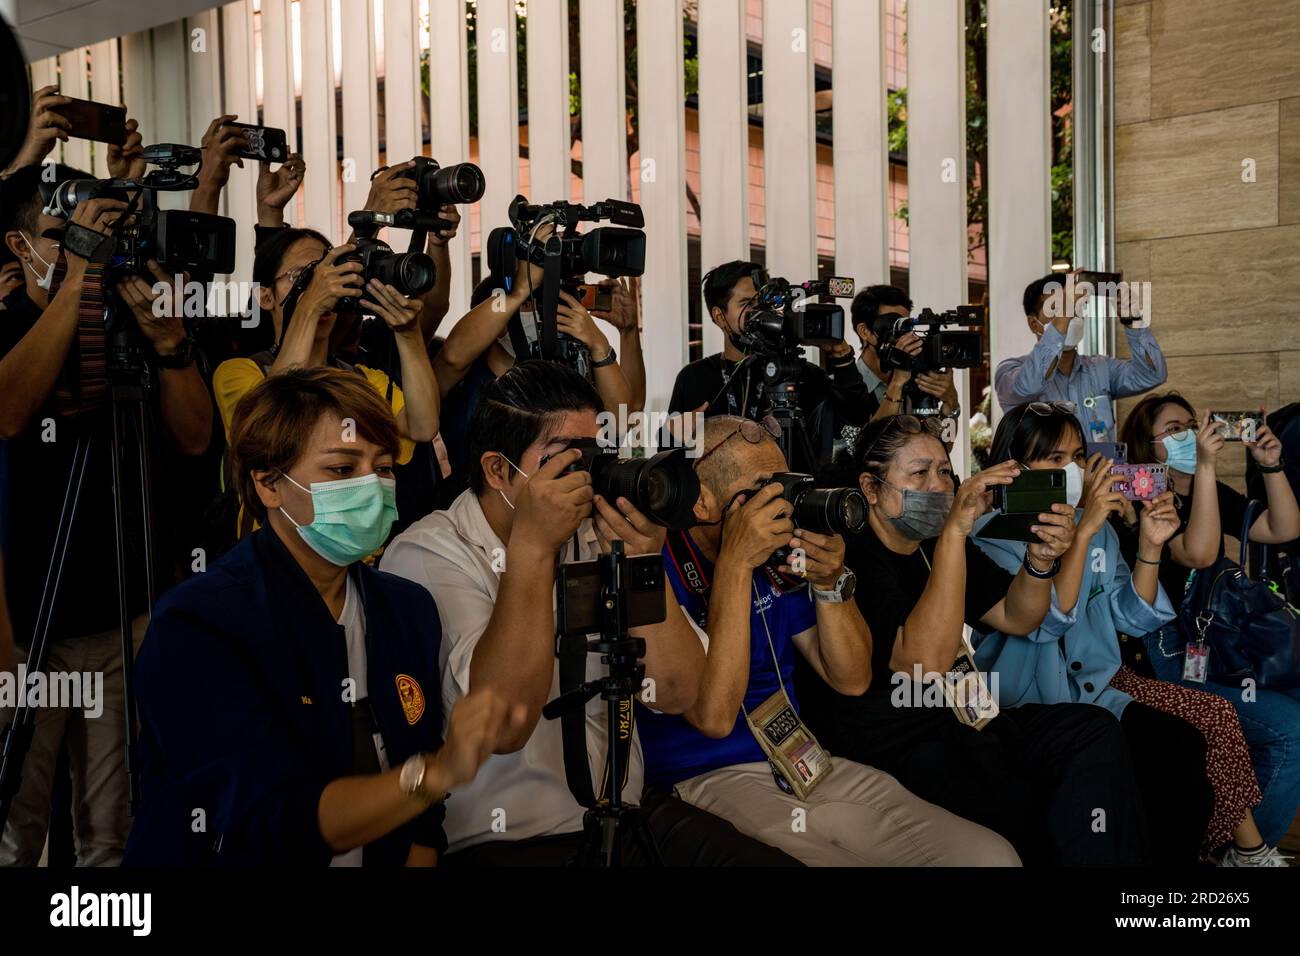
[974,403,1284,865]
[1117,392,1300,852]
[126,367,523,866]
[794,415,1156,865]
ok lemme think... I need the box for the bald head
[696,416,786,500]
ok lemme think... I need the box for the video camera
[735,273,856,356]
[44,144,236,277]
[487,195,646,367]
[875,305,985,375]
[541,436,700,530]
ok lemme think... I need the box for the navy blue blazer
[124,529,446,867]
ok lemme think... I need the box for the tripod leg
[107,401,143,814]
[0,434,91,833]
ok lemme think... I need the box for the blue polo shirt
[637,533,818,790]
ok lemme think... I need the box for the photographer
[669,263,875,452]
[429,239,642,510]
[638,415,1019,865]
[996,271,1167,442]
[126,367,524,866]
[792,415,1154,865]
[849,284,960,425]
[211,228,440,535]
[0,162,212,865]
[380,361,797,865]
[1117,392,1300,851]
[2,84,146,180]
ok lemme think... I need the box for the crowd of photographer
[2,88,1299,869]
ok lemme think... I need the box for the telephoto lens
[790,485,867,536]
[408,157,486,208]
[591,447,701,530]
[371,250,436,297]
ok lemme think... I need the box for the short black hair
[701,260,761,318]
[850,284,912,333]
[989,403,1084,467]
[466,359,604,495]
[251,226,331,288]
[1022,273,1066,319]
[0,162,92,234]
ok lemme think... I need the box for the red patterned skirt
[1110,666,1263,853]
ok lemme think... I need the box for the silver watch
[399,753,435,804]
[812,569,857,604]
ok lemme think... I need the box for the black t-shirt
[668,352,836,419]
[0,289,153,645]
[1114,477,1251,615]
[793,521,1014,757]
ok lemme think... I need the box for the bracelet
[1022,552,1061,579]
[1136,555,1161,566]
[1258,460,1286,474]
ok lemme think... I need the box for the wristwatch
[1022,552,1061,579]
[590,345,618,368]
[399,752,436,804]
[812,569,857,604]
[155,335,197,369]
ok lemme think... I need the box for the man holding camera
[996,271,1167,442]
[637,415,1019,865]
[0,160,213,865]
[380,361,797,865]
[849,284,961,425]
[668,261,875,460]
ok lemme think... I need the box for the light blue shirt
[856,355,889,404]
[995,323,1167,442]
[969,513,1175,719]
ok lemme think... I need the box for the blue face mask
[1161,430,1198,475]
[279,472,397,566]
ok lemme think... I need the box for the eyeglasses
[274,263,315,285]
[1153,418,1199,440]
[694,415,781,468]
[1025,400,1078,417]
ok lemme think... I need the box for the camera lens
[431,162,486,205]
[791,487,867,536]
[593,448,700,530]
[372,251,436,296]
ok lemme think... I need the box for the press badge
[946,647,998,731]
[1183,641,1209,684]
[744,688,832,801]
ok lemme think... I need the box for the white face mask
[495,453,529,511]
[1064,461,1085,509]
[1063,315,1085,349]
[497,309,539,359]
[21,231,57,292]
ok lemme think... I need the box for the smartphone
[575,284,614,313]
[556,554,666,636]
[221,121,289,163]
[1087,441,1127,465]
[59,97,127,146]
[1210,411,1265,443]
[981,469,1068,542]
[1110,463,1168,502]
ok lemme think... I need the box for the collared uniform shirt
[379,489,646,852]
[994,322,1167,442]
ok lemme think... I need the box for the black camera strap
[539,233,564,361]
[557,631,600,809]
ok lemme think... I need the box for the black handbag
[1179,500,1300,689]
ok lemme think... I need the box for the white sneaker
[1219,845,1291,867]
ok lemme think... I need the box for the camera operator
[638,415,1019,865]
[428,232,643,510]
[211,228,440,536]
[380,361,798,865]
[126,367,524,866]
[668,261,874,460]
[0,162,212,865]
[849,284,960,425]
[996,271,1167,442]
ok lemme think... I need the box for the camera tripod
[0,310,157,834]
[543,543,662,867]
[756,352,819,474]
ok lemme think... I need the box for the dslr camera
[540,436,700,530]
[753,472,867,566]
[487,195,646,367]
[340,211,438,310]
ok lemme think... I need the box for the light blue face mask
[279,472,397,566]
[1161,429,1198,475]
